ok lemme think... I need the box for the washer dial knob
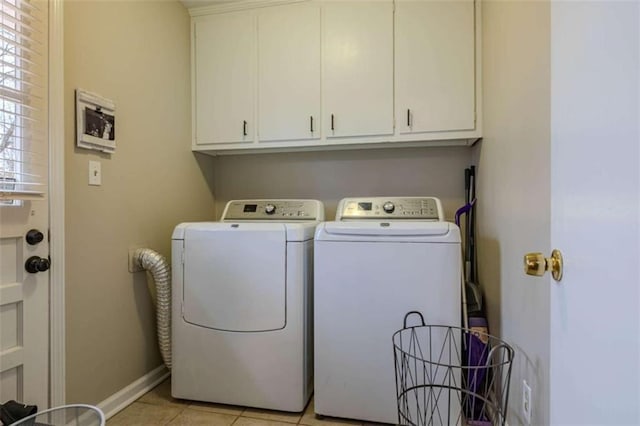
[383,202,395,213]
[265,204,276,215]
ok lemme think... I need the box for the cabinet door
[194,12,254,145]
[258,3,320,142]
[396,0,475,134]
[323,1,394,138]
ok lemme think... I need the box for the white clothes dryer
[314,197,461,424]
[172,199,324,412]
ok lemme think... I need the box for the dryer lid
[173,221,316,242]
[182,223,286,332]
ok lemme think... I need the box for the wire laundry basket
[393,312,514,426]
[10,404,105,426]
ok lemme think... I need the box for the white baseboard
[97,365,170,420]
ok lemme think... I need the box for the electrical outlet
[522,380,532,425]
[128,244,148,273]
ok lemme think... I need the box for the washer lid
[182,223,286,332]
[315,221,460,243]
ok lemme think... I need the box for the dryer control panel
[222,199,324,221]
[336,197,443,221]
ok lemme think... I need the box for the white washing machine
[314,197,462,424]
[171,199,324,412]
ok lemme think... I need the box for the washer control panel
[336,197,443,221]
[222,200,324,221]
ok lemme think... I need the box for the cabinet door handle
[407,109,411,127]
[310,116,314,133]
[243,120,247,136]
[331,114,335,131]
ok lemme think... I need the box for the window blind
[0,0,47,202]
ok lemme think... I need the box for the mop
[457,166,491,425]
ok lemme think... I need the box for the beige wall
[212,146,471,221]
[63,0,473,406]
[64,1,215,404]
[476,1,550,424]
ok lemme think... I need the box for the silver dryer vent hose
[134,248,172,369]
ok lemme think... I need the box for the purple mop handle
[455,198,476,226]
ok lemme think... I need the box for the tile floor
[107,378,367,426]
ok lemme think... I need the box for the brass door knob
[524,249,563,282]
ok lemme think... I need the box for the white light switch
[89,160,101,186]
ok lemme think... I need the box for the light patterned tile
[107,402,183,426]
[167,408,237,425]
[138,378,190,408]
[299,413,364,426]
[299,398,363,426]
[241,407,302,424]
[188,400,244,416]
[234,417,299,426]
[302,397,315,417]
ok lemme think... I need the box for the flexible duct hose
[134,248,172,369]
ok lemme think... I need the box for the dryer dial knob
[265,204,276,215]
[383,202,395,213]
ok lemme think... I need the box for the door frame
[49,0,65,408]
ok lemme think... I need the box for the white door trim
[49,0,65,408]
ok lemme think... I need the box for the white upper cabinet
[193,11,255,145]
[395,0,476,134]
[189,0,480,153]
[322,1,394,138]
[258,3,321,142]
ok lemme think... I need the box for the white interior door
[0,0,50,409]
[479,1,638,423]
[548,2,639,423]
[0,202,50,409]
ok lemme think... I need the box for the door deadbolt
[524,249,563,282]
[26,229,44,245]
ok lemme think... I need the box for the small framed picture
[76,89,116,153]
